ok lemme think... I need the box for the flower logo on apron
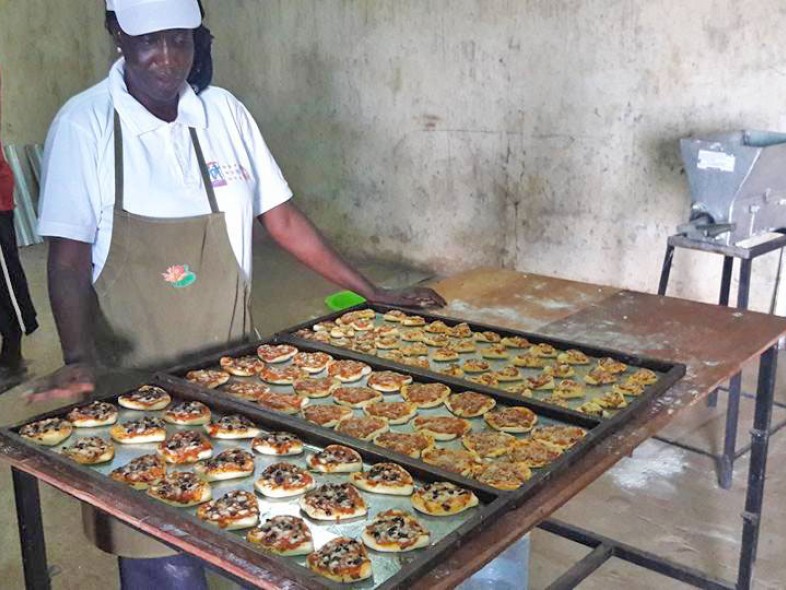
[162,265,197,288]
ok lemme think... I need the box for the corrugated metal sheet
[2,143,43,247]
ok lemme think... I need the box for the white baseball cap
[106,0,201,36]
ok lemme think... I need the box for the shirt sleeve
[37,112,101,244]
[234,101,293,216]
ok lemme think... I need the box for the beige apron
[82,111,253,557]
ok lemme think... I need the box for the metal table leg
[709,256,734,408]
[657,244,675,296]
[12,468,51,590]
[718,372,742,489]
[737,345,777,589]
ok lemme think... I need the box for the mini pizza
[307,444,363,473]
[593,390,628,410]
[118,385,172,410]
[445,391,496,417]
[306,537,372,583]
[194,448,256,481]
[333,386,383,408]
[256,343,298,364]
[439,363,465,378]
[255,462,316,498]
[350,463,415,496]
[530,343,558,358]
[330,327,355,340]
[300,483,368,521]
[163,400,212,425]
[597,357,628,374]
[414,416,472,441]
[540,395,571,408]
[507,438,563,468]
[335,416,389,441]
[297,328,331,343]
[293,376,340,398]
[462,431,517,458]
[373,431,434,459]
[302,404,353,428]
[584,367,617,386]
[374,324,399,338]
[450,340,477,354]
[543,363,575,378]
[628,368,658,385]
[197,490,259,530]
[401,315,426,327]
[157,430,213,464]
[313,320,339,332]
[366,370,413,393]
[400,328,425,342]
[613,381,645,397]
[492,366,522,382]
[109,417,167,444]
[251,431,304,456]
[432,347,459,362]
[474,330,502,343]
[525,374,555,390]
[400,342,429,357]
[326,360,372,383]
[258,365,308,385]
[556,349,591,365]
[363,509,430,553]
[448,322,474,339]
[466,373,499,387]
[66,401,118,428]
[147,471,212,507]
[484,406,538,433]
[530,425,588,450]
[481,344,510,360]
[375,335,400,349]
[399,356,430,369]
[349,317,374,331]
[400,383,452,408]
[424,320,450,334]
[501,336,530,349]
[219,355,265,376]
[364,401,418,424]
[292,351,334,374]
[512,353,549,369]
[350,340,377,355]
[185,370,230,389]
[204,415,260,439]
[256,390,309,414]
[411,482,479,516]
[222,381,270,402]
[577,401,605,417]
[505,383,533,397]
[61,436,115,465]
[475,461,532,491]
[248,515,314,556]
[553,379,585,399]
[463,359,491,373]
[383,309,407,322]
[423,334,450,348]
[110,454,166,489]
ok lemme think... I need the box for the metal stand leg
[718,372,741,489]
[709,256,734,408]
[737,345,777,590]
[657,245,675,296]
[12,468,51,590]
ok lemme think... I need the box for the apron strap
[189,128,220,214]
[112,110,219,214]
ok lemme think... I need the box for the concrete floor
[1,231,785,589]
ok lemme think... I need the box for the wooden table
[4,267,784,589]
[412,268,786,589]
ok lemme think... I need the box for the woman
[35,0,443,587]
[0,65,38,380]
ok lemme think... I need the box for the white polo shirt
[38,59,292,282]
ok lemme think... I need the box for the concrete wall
[3,0,786,312]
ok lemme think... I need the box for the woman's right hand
[24,363,96,403]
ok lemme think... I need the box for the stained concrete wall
[3,0,786,313]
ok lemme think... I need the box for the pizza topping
[543,363,575,378]
[531,425,587,449]
[364,509,430,550]
[424,334,451,348]
[584,367,617,385]
[467,373,499,387]
[462,431,517,458]
[159,430,212,461]
[20,417,72,437]
[67,401,117,424]
[118,416,166,435]
[335,416,389,440]
[222,381,270,400]
[401,315,426,326]
[475,330,502,343]
[252,431,302,454]
[219,355,265,375]
[364,401,417,422]
[148,472,209,504]
[593,390,628,409]
[197,490,259,528]
[258,365,308,384]
[313,320,339,332]
[613,381,645,396]
[256,390,308,413]
[448,322,474,339]
[250,515,312,550]
[292,351,333,372]
[493,366,522,381]
[512,353,548,368]
[628,368,658,385]
[367,370,412,392]
[475,461,532,490]
[302,404,352,426]
[399,356,430,369]
[207,415,256,433]
[257,344,298,363]
[293,377,339,397]
[525,374,554,390]
[531,343,558,357]
[400,342,429,356]
[357,463,414,487]
[598,357,628,374]
[556,349,591,365]
[332,386,381,407]
[165,401,211,420]
[303,483,367,515]
[62,436,113,463]
[185,370,229,388]
[373,431,434,458]
[446,391,496,417]
[110,454,166,485]
[481,344,510,359]
[258,462,314,490]
[307,537,370,578]
[309,444,362,468]
[485,406,538,432]
[383,309,407,322]
[421,448,480,475]
[120,385,172,406]
[400,328,425,342]
[463,359,491,373]
[199,448,255,473]
[414,415,471,437]
[326,360,372,381]
[501,336,530,348]
[507,438,563,467]
[412,482,478,515]
[401,383,451,406]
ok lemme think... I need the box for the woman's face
[116,28,195,115]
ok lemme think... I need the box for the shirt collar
[108,58,206,136]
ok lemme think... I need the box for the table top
[413,267,786,588]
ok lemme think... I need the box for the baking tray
[2,377,510,590]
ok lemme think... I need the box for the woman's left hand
[368,286,447,308]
